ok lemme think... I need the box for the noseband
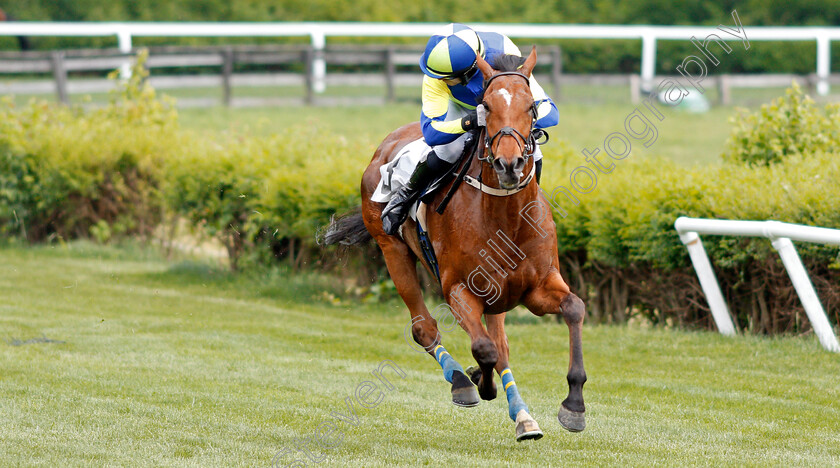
[478,71,545,165]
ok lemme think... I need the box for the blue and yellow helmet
[420,23,485,81]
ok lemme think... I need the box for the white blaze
[496,88,513,107]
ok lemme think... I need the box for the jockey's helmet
[420,23,485,85]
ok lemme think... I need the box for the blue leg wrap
[433,345,464,383]
[500,368,529,421]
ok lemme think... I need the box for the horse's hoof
[464,365,498,401]
[450,370,479,407]
[465,366,482,385]
[515,410,543,442]
[557,405,586,432]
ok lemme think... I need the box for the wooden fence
[0,45,835,107]
[0,45,560,106]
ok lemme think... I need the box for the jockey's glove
[460,110,479,131]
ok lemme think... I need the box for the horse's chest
[438,242,537,312]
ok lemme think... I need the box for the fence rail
[0,45,833,107]
[0,45,563,106]
[674,217,840,352]
[1,21,840,95]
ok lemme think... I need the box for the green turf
[5,78,780,167]
[176,99,735,167]
[1,243,838,467]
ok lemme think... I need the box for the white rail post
[816,32,831,96]
[640,31,657,94]
[310,29,326,94]
[678,231,737,336]
[117,29,133,80]
[770,237,840,352]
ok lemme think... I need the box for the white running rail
[1,22,840,94]
[674,217,840,352]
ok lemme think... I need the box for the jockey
[381,23,559,236]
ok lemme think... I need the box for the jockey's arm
[420,76,470,147]
[528,75,559,130]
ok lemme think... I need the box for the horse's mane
[479,54,528,102]
[491,54,527,72]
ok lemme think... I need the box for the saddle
[370,132,480,285]
[370,131,479,221]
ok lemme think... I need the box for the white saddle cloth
[371,138,432,221]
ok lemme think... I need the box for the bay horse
[321,47,587,441]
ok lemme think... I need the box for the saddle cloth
[370,138,432,222]
[370,137,443,281]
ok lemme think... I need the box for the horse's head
[476,47,539,190]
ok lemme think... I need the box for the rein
[434,129,485,214]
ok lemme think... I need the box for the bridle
[438,68,552,209]
[478,71,547,165]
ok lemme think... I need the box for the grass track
[176,101,735,165]
[1,244,839,467]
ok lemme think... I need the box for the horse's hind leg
[556,293,587,431]
[523,271,587,432]
[376,237,479,407]
[485,313,543,441]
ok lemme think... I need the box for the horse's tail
[316,206,373,247]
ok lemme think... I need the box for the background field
[3,44,840,466]
[8,82,790,168]
[1,243,839,467]
[3,1,840,465]
[174,97,737,166]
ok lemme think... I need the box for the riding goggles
[443,61,479,86]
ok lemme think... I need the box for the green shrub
[163,123,371,269]
[543,149,840,333]
[0,51,177,241]
[722,83,840,166]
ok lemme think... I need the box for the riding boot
[535,159,543,185]
[381,155,444,236]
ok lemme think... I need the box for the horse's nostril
[514,157,526,173]
[493,159,506,173]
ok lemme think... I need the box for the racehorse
[321,47,587,441]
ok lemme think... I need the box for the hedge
[0,52,176,242]
[544,84,840,332]
[1,56,838,335]
[546,151,840,332]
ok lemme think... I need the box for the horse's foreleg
[486,314,543,441]
[379,240,439,348]
[524,270,587,432]
[453,292,498,402]
[378,239,478,406]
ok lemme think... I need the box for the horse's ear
[520,46,538,77]
[476,52,495,79]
